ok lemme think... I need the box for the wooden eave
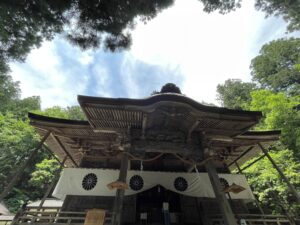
[77,93,262,117]
[28,113,118,167]
[78,93,262,138]
[224,130,281,170]
[28,113,280,170]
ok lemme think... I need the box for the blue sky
[10,0,299,109]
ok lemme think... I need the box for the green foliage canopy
[244,149,300,215]
[0,74,20,113]
[29,159,60,193]
[250,38,300,96]
[34,105,86,120]
[254,0,300,32]
[217,37,300,216]
[0,113,47,212]
[216,79,256,109]
[247,90,300,158]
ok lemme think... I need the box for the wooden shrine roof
[78,93,262,137]
[29,92,280,170]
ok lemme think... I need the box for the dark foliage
[1,0,300,73]
[0,0,71,73]
[0,0,174,71]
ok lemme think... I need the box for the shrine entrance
[136,185,182,224]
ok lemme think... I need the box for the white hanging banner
[53,168,254,200]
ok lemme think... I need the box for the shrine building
[3,83,300,225]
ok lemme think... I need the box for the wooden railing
[209,214,293,225]
[12,210,112,225]
[11,207,297,225]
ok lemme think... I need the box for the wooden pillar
[205,159,238,225]
[111,152,129,225]
[0,131,51,202]
[37,156,68,211]
[258,143,300,204]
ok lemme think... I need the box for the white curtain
[53,168,254,200]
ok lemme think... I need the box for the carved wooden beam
[132,140,201,156]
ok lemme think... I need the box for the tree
[29,159,60,194]
[237,90,300,216]
[35,105,85,120]
[66,0,174,51]
[0,0,72,74]
[2,0,300,73]
[0,0,174,71]
[254,0,300,32]
[66,106,86,120]
[0,74,20,113]
[199,0,241,14]
[0,73,40,118]
[216,80,300,215]
[200,0,300,32]
[0,113,48,212]
[250,38,300,96]
[247,90,300,158]
[244,149,300,216]
[216,79,256,109]
[8,97,41,119]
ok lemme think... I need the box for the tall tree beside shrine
[247,90,300,157]
[250,38,300,96]
[0,74,20,113]
[0,74,85,212]
[216,37,300,216]
[0,114,45,212]
[216,79,256,109]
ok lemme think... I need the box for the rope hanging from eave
[123,151,213,166]
[172,153,213,166]
[124,152,164,162]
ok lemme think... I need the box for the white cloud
[130,0,294,104]
[9,0,298,109]
[78,51,94,65]
[90,61,112,97]
[10,38,89,108]
[120,53,141,98]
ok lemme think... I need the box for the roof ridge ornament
[152,83,182,95]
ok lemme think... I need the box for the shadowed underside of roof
[28,104,280,170]
[77,94,262,137]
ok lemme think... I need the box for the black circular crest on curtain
[219,178,229,190]
[129,175,144,191]
[82,173,97,190]
[174,177,188,191]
